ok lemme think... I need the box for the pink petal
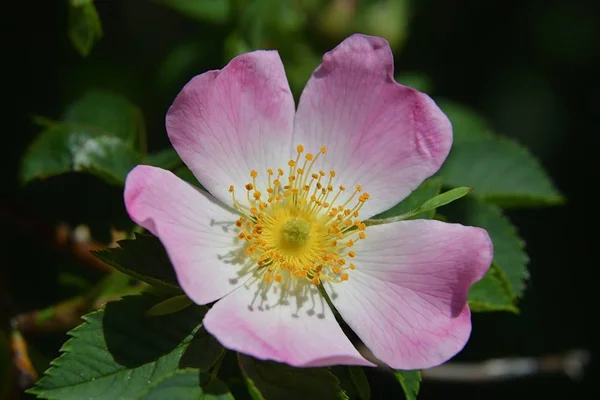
[325,220,492,369]
[203,279,374,367]
[293,34,452,218]
[124,165,252,305]
[166,51,295,208]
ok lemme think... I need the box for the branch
[421,350,591,382]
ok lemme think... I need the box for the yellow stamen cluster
[230,145,369,286]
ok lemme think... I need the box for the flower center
[281,218,311,249]
[229,145,369,286]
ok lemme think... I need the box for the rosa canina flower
[124,34,493,369]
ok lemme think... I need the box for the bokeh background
[2,0,598,399]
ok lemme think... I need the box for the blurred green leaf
[68,0,102,57]
[224,32,252,62]
[22,91,146,185]
[146,295,192,317]
[29,294,210,400]
[440,136,563,207]
[396,72,433,93]
[455,198,529,298]
[238,355,348,400]
[371,177,442,220]
[469,263,518,313]
[146,148,182,170]
[21,129,141,185]
[140,369,234,400]
[91,233,181,293]
[438,100,494,142]
[156,0,230,23]
[63,90,145,146]
[359,0,411,49]
[394,370,421,400]
[348,367,371,400]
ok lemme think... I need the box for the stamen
[229,144,369,288]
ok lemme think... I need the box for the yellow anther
[356,185,362,192]
[349,263,356,270]
[229,185,234,193]
[330,170,336,177]
[288,160,296,167]
[273,179,281,186]
[265,273,273,283]
[297,145,304,153]
[278,168,284,176]
[306,153,314,161]
[346,240,354,247]
[319,170,326,176]
[245,183,254,191]
[253,191,261,200]
[320,146,327,154]
[339,185,346,191]
[348,251,356,258]
[275,274,283,283]
[359,232,366,240]
[311,173,319,179]
[341,273,349,281]
[267,168,274,176]
[250,170,258,178]
[297,168,304,175]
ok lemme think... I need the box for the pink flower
[124,34,493,369]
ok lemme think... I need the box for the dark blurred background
[2,0,598,399]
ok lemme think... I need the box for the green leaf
[63,90,144,145]
[22,90,146,185]
[21,129,141,185]
[394,370,421,400]
[469,263,518,313]
[368,184,469,225]
[238,355,348,400]
[140,369,234,400]
[371,177,442,220]
[157,0,230,23]
[68,0,103,57]
[348,367,371,400]
[437,100,494,143]
[440,136,563,207]
[454,199,529,298]
[91,233,181,292]
[396,72,432,93]
[29,294,211,400]
[145,148,182,170]
[146,295,193,316]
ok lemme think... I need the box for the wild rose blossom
[124,34,493,369]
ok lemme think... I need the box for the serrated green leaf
[394,370,421,400]
[140,369,234,400]
[146,295,192,316]
[469,263,518,313]
[438,100,494,143]
[453,198,529,298]
[29,294,209,400]
[68,0,102,57]
[238,355,348,400]
[440,136,563,207]
[371,177,442,220]
[91,233,181,292]
[157,0,230,23]
[146,148,182,170]
[348,367,370,400]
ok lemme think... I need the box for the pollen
[229,144,369,287]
